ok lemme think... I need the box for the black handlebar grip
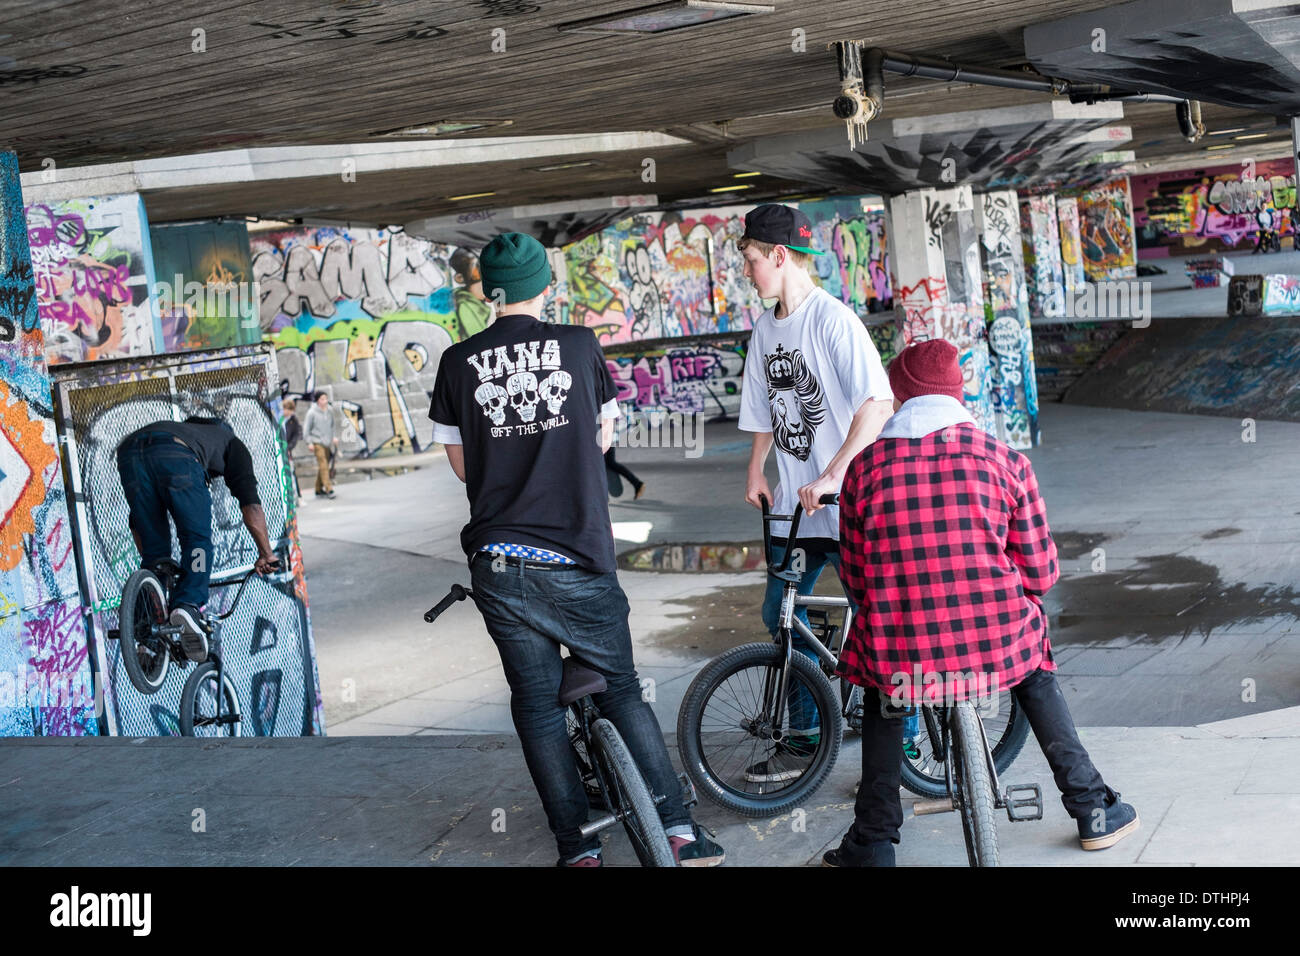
[424,584,468,624]
[820,493,840,506]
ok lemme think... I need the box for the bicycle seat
[559,657,607,706]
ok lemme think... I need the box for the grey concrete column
[886,185,995,434]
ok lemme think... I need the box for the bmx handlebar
[425,583,473,624]
[758,492,840,575]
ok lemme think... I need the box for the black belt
[131,432,194,450]
[472,551,574,572]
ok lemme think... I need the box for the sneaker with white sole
[1078,795,1139,850]
[670,824,725,867]
[170,604,208,662]
[743,735,818,783]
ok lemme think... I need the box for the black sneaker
[1078,794,1139,850]
[823,839,895,867]
[744,734,818,783]
[170,604,208,662]
[556,851,602,867]
[670,824,725,867]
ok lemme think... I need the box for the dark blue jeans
[470,555,691,860]
[116,432,213,609]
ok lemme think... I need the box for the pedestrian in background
[280,398,303,501]
[304,392,338,499]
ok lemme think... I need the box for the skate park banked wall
[48,345,326,736]
[1,150,100,737]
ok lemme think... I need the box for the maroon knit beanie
[888,339,964,403]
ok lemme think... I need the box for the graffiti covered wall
[1130,159,1297,257]
[1,151,99,737]
[1056,197,1085,294]
[25,193,160,366]
[978,191,1039,448]
[150,220,260,352]
[1075,177,1138,281]
[603,334,747,415]
[1020,194,1064,316]
[254,226,464,457]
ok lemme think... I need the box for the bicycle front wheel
[118,570,171,695]
[677,642,842,818]
[590,719,675,867]
[952,701,999,867]
[179,661,242,737]
[901,691,1030,798]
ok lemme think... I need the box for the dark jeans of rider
[117,431,213,609]
[849,668,1114,849]
[470,554,691,859]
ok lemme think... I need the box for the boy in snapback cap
[735,203,895,783]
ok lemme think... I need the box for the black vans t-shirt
[429,315,619,572]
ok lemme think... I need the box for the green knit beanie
[479,232,551,305]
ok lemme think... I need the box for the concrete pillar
[886,185,994,434]
[1056,197,1086,296]
[976,191,1041,449]
[1076,176,1138,281]
[0,150,99,737]
[1020,194,1064,316]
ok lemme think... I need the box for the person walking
[429,231,723,867]
[604,446,645,499]
[280,398,303,501]
[304,392,337,499]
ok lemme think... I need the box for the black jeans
[116,432,213,609]
[470,555,691,860]
[846,667,1115,849]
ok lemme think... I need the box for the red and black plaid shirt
[837,423,1058,705]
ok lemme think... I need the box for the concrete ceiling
[3,0,1296,226]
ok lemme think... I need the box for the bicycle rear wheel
[677,642,842,818]
[118,570,171,695]
[179,661,242,737]
[952,701,999,867]
[901,691,1029,798]
[590,718,674,867]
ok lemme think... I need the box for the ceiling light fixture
[1233,132,1269,140]
[526,159,600,172]
[709,184,752,192]
[446,191,497,201]
[733,171,762,178]
[372,119,514,137]
[1207,127,1247,136]
[1205,144,1237,151]
[557,1,774,36]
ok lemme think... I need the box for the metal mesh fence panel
[56,348,320,736]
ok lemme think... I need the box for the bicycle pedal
[1004,783,1043,822]
[106,628,120,641]
[678,772,699,811]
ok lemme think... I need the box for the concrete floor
[303,403,1300,735]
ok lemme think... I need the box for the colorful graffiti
[1020,195,1064,315]
[255,226,465,457]
[604,336,746,414]
[1262,274,1300,316]
[24,193,160,365]
[2,150,99,737]
[1056,197,1085,294]
[979,191,1039,449]
[150,220,259,352]
[1131,159,1297,256]
[1076,177,1138,281]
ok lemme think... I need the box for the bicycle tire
[590,718,675,867]
[901,692,1030,798]
[179,661,242,737]
[677,642,842,818]
[952,701,999,867]
[118,570,171,695]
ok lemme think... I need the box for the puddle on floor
[619,541,767,573]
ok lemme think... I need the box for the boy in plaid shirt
[825,339,1138,866]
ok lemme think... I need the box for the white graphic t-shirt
[739,286,893,541]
